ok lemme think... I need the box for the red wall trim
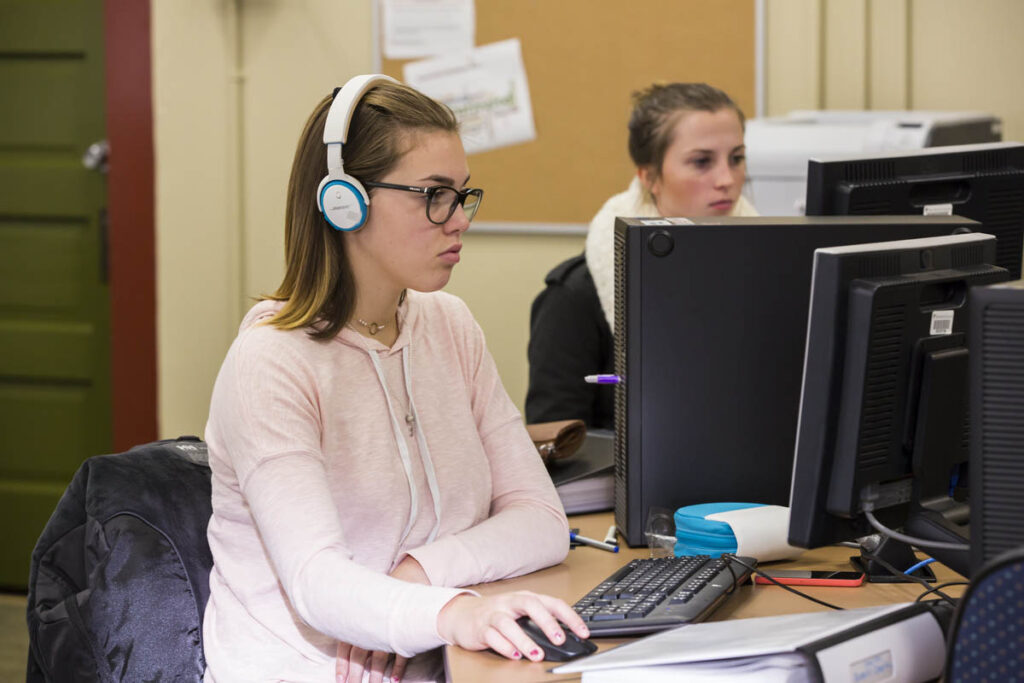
[104,0,158,449]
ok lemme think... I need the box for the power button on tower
[648,230,675,258]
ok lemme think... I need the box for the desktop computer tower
[969,280,1024,576]
[612,215,981,548]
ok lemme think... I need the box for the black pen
[570,531,618,553]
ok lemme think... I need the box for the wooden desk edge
[444,511,965,682]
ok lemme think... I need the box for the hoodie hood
[584,177,758,332]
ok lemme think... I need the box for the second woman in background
[526,82,758,428]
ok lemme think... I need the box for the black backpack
[26,437,213,682]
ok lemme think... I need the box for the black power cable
[723,554,845,611]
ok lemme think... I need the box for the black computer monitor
[612,215,982,548]
[806,141,1024,279]
[788,233,1011,579]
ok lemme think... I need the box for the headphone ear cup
[317,175,370,231]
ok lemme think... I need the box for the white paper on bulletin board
[381,0,475,60]
[403,38,537,155]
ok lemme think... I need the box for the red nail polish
[530,649,540,658]
[513,651,521,659]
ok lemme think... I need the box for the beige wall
[152,1,241,439]
[764,0,1024,140]
[445,232,585,412]
[153,0,1024,437]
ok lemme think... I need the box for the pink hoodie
[202,290,569,681]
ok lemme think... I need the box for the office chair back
[945,545,1024,682]
[26,437,213,682]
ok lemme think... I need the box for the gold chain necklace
[355,318,387,335]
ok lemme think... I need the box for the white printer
[744,110,1002,215]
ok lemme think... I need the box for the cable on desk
[722,557,739,595]
[862,509,969,552]
[915,581,968,603]
[858,550,959,607]
[904,557,936,576]
[722,555,844,611]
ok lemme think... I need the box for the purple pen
[584,374,621,384]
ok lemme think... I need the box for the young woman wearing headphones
[202,76,588,683]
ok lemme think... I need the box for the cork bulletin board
[382,0,755,224]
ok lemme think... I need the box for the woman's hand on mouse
[436,590,590,662]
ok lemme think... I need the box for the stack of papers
[557,472,614,515]
[571,653,809,682]
[548,430,613,514]
[553,602,946,682]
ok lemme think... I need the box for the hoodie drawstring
[368,346,443,546]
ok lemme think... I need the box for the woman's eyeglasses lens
[428,187,483,224]
[460,191,482,222]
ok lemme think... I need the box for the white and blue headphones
[316,74,398,231]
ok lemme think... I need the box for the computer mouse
[515,615,598,662]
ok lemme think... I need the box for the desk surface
[445,511,966,682]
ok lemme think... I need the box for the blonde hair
[265,81,458,339]
[628,82,745,183]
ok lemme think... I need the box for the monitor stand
[849,535,937,584]
[904,504,970,577]
[849,503,970,582]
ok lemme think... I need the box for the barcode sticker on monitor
[639,219,672,225]
[922,203,953,216]
[931,310,954,336]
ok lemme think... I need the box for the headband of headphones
[323,74,398,176]
[317,74,399,231]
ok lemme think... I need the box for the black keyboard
[572,555,755,636]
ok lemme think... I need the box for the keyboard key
[591,612,627,621]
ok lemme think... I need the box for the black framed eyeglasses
[364,181,484,225]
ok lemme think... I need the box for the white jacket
[585,177,759,331]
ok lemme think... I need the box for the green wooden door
[0,0,110,588]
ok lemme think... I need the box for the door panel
[0,219,91,309]
[0,61,94,146]
[0,384,90,478]
[0,4,95,51]
[1,166,103,213]
[0,321,98,379]
[0,0,109,588]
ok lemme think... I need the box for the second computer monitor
[805,141,1024,279]
[613,215,980,547]
[787,232,1010,577]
